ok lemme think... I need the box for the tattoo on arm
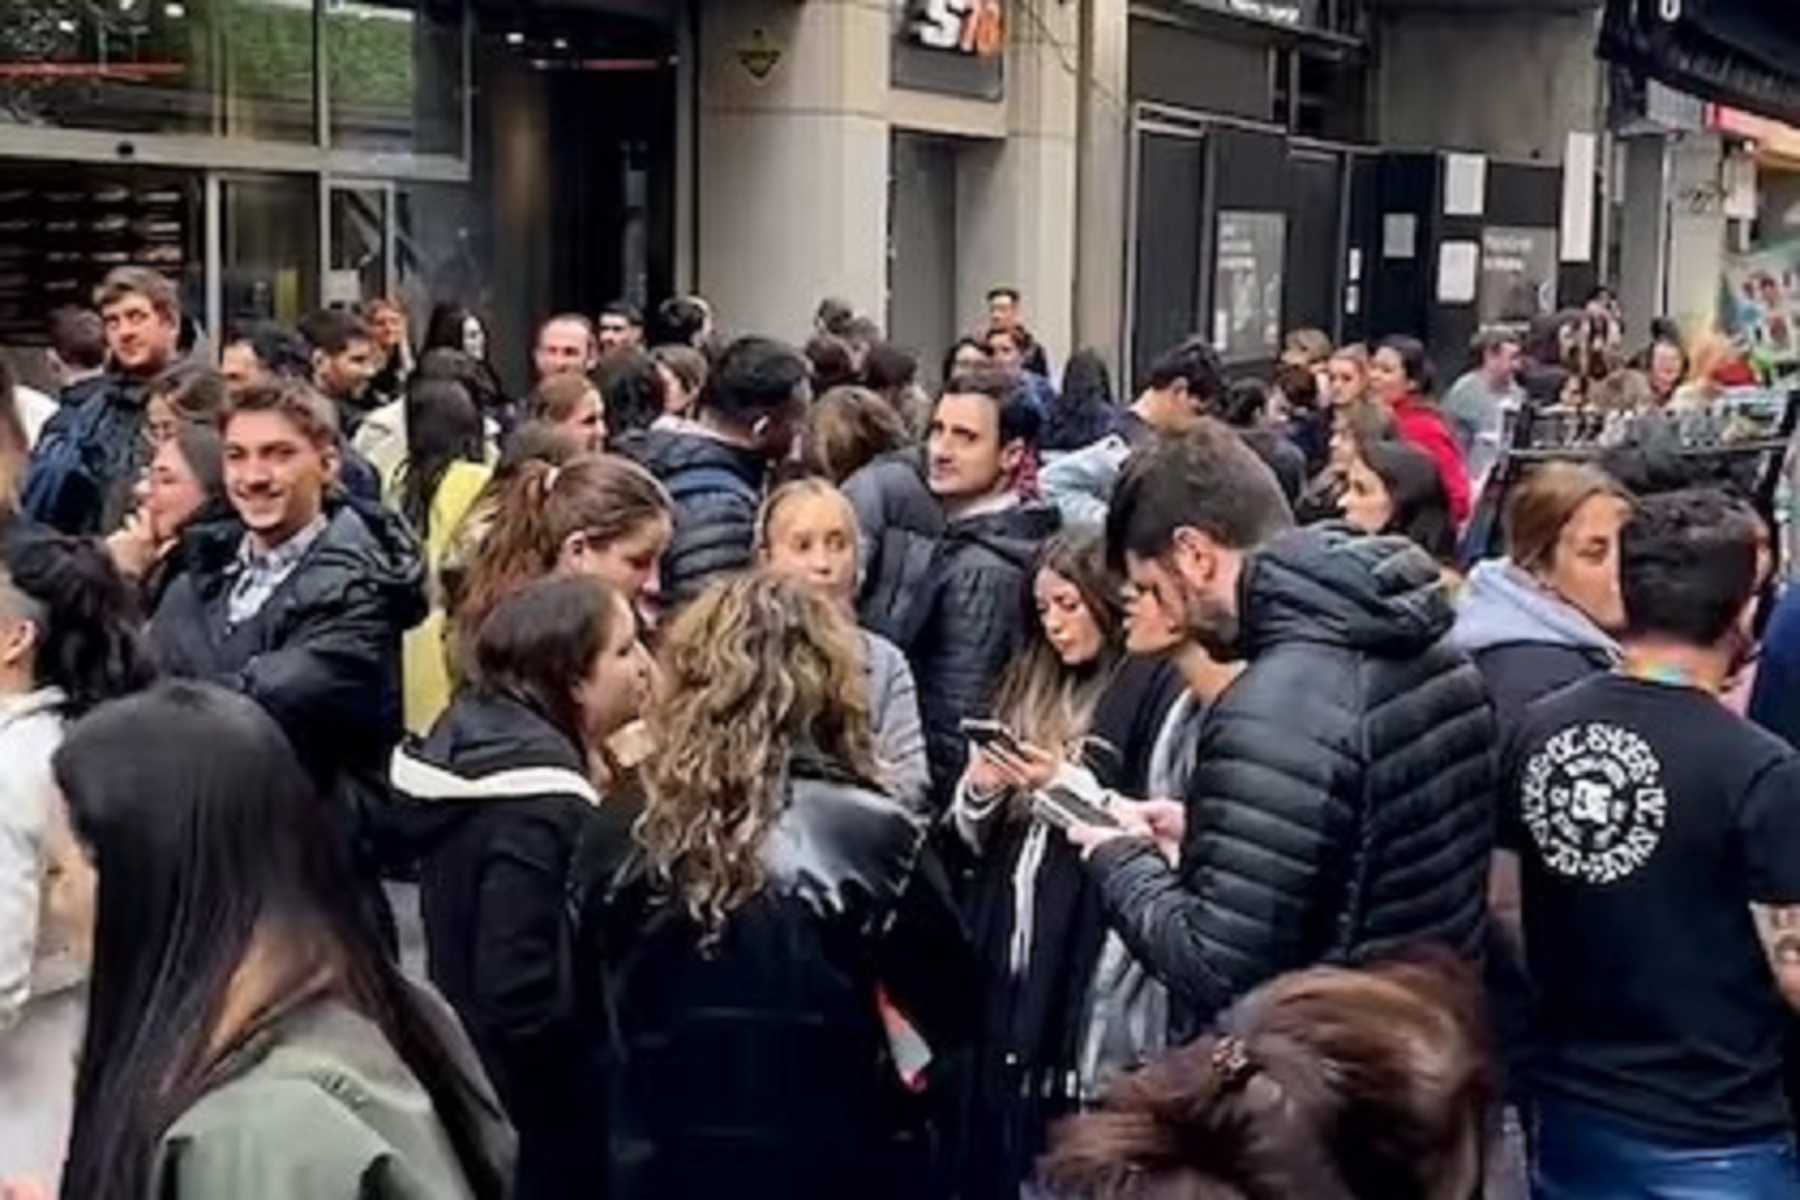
[1750,905,1800,995]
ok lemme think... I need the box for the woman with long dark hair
[0,528,153,1188]
[1043,349,1118,454]
[601,573,974,1199]
[394,574,652,1199]
[105,421,228,611]
[1370,335,1471,524]
[422,304,514,435]
[1339,436,1460,570]
[391,378,492,733]
[53,681,514,1200]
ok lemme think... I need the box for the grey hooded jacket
[1451,559,1619,728]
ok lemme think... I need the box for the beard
[1178,581,1244,662]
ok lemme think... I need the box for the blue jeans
[1532,1100,1800,1200]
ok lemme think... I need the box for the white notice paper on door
[1444,153,1487,217]
[1382,214,1418,260]
[1437,241,1479,304]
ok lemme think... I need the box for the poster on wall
[1213,210,1286,364]
[1722,238,1800,373]
[1478,226,1558,327]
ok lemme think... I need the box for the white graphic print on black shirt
[1519,722,1667,885]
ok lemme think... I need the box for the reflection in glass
[328,0,465,156]
[222,175,319,325]
[0,0,315,141]
[330,186,389,305]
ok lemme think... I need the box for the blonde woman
[597,574,974,1200]
[757,478,929,810]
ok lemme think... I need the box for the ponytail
[452,458,563,655]
[0,529,156,717]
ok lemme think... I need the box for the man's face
[928,392,1016,501]
[598,313,640,354]
[370,307,407,350]
[224,410,333,545]
[535,319,595,380]
[103,293,178,376]
[220,341,263,388]
[1484,341,1521,386]
[1125,535,1242,661]
[315,338,377,402]
[988,292,1019,332]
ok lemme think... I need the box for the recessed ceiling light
[553,37,569,50]
[505,30,524,45]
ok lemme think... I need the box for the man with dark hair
[984,284,1050,376]
[534,313,598,382]
[653,294,713,349]
[1061,421,1493,1040]
[630,335,809,605]
[890,367,1059,805]
[299,308,380,434]
[1496,489,1800,1194]
[598,301,644,355]
[221,321,313,387]
[23,267,184,534]
[148,379,425,887]
[46,305,108,407]
[1041,336,1225,528]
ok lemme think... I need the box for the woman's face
[1539,494,1632,631]
[461,315,487,361]
[762,494,858,610]
[557,387,607,454]
[144,393,180,446]
[1649,342,1684,398]
[1328,411,1360,470]
[371,306,407,351]
[573,592,653,746]
[1326,357,1365,406]
[135,438,207,543]
[952,343,988,375]
[561,513,673,617]
[1368,348,1410,404]
[1035,567,1104,667]
[1339,455,1394,535]
[656,363,691,416]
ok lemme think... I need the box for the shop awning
[1601,0,1800,129]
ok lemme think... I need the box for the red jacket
[1391,397,1472,524]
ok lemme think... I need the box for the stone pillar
[1614,134,1670,346]
[954,0,1081,365]
[694,0,890,342]
[1073,0,1130,375]
[1665,130,1727,338]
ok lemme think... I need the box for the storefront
[0,0,679,390]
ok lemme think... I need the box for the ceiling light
[165,2,185,15]
[505,30,524,45]
[553,37,569,50]
[56,18,77,32]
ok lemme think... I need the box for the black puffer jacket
[897,503,1061,808]
[1090,526,1495,1041]
[629,426,767,607]
[147,499,427,821]
[598,760,976,1200]
[390,691,621,1200]
[844,448,945,642]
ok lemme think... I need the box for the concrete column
[954,0,1081,365]
[694,0,890,342]
[1073,0,1130,375]
[1665,131,1727,338]
[1615,134,1670,346]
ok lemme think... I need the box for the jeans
[1532,1099,1800,1200]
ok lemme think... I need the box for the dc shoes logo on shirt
[1521,722,1669,885]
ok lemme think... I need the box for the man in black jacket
[900,366,1060,809]
[631,336,809,608]
[1067,422,1495,1040]
[148,378,426,866]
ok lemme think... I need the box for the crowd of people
[0,266,1798,1200]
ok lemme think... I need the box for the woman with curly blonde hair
[599,572,975,1200]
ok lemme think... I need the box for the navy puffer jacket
[1090,526,1496,1040]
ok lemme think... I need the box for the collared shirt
[227,513,329,626]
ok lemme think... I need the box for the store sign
[1212,211,1287,364]
[1478,226,1559,326]
[909,0,1005,57]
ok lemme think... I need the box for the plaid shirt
[226,514,329,626]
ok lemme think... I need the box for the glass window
[221,175,320,325]
[328,0,466,156]
[0,0,315,141]
[329,185,390,305]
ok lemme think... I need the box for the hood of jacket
[1240,525,1453,658]
[630,424,767,491]
[1452,558,1620,659]
[942,501,1061,570]
[184,496,428,627]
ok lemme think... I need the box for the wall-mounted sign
[1479,226,1559,326]
[1213,210,1286,364]
[892,0,1004,100]
[909,0,1005,56]
[735,29,783,84]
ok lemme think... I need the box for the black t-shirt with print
[1501,673,1800,1144]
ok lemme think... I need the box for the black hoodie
[390,691,616,1200]
[898,501,1061,810]
[1088,526,1496,1040]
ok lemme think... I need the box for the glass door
[213,173,321,329]
[327,183,396,307]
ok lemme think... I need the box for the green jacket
[151,994,516,1199]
